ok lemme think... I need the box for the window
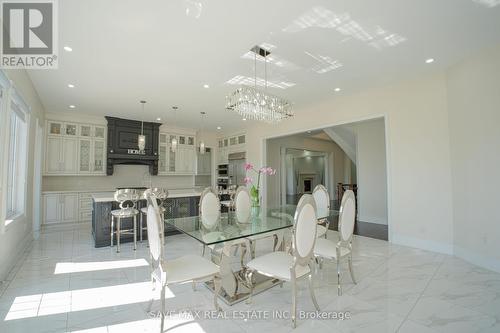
[5,102,28,220]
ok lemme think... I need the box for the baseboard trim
[454,246,500,274]
[358,215,388,225]
[391,233,453,255]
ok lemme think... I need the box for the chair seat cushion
[314,238,351,259]
[246,251,310,281]
[141,206,165,214]
[316,225,327,238]
[161,254,219,284]
[111,208,139,218]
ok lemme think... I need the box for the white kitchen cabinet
[93,140,106,173]
[62,194,79,222]
[45,120,106,176]
[45,136,78,174]
[79,138,92,173]
[62,137,78,174]
[159,132,196,175]
[175,147,195,174]
[217,133,246,165]
[46,136,63,173]
[197,149,211,175]
[43,194,60,224]
[158,145,168,173]
[43,193,79,225]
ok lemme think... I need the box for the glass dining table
[164,204,338,305]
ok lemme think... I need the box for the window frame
[5,105,29,221]
[0,71,31,230]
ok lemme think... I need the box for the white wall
[355,119,388,225]
[447,44,500,272]
[247,72,454,255]
[0,69,46,281]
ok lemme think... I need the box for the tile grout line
[394,254,446,332]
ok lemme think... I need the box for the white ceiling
[28,0,500,132]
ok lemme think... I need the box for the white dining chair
[199,187,250,268]
[140,187,168,244]
[144,190,222,333]
[314,190,357,296]
[233,186,283,259]
[245,194,320,328]
[312,184,330,239]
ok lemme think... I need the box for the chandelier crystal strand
[226,46,293,123]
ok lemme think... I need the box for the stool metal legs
[117,217,121,253]
[110,216,115,247]
[133,215,137,251]
[112,215,138,253]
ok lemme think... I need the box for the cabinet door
[61,194,79,222]
[168,149,176,172]
[93,140,105,173]
[62,138,78,174]
[80,125,92,137]
[175,148,185,173]
[187,149,195,173]
[79,139,92,173]
[159,145,167,173]
[48,121,63,135]
[46,136,62,173]
[94,126,106,139]
[238,135,246,145]
[65,123,78,136]
[43,194,60,224]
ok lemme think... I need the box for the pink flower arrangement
[243,163,276,206]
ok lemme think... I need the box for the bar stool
[111,189,140,253]
[140,188,168,244]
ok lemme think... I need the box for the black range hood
[105,116,161,176]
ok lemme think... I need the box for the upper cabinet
[217,133,246,164]
[44,120,106,176]
[158,131,196,175]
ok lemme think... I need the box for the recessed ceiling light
[156,117,161,121]
[69,105,76,109]
[425,58,435,64]
[203,84,210,88]
[307,130,312,134]
[63,46,73,52]
[67,84,75,88]
[217,126,222,130]
[334,87,341,92]
[242,118,247,121]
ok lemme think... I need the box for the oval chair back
[144,190,163,264]
[312,184,330,219]
[292,194,317,265]
[234,186,251,223]
[114,189,140,209]
[199,187,221,230]
[150,187,169,213]
[339,190,356,242]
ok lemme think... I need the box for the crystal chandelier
[226,46,293,123]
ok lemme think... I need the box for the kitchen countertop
[92,189,202,202]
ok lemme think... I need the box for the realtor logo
[1,0,58,69]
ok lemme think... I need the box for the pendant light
[171,106,178,153]
[199,111,206,154]
[138,100,146,151]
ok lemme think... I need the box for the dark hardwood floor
[286,194,388,241]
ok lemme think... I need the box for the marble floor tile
[1,223,500,333]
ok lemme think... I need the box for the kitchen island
[91,189,201,248]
